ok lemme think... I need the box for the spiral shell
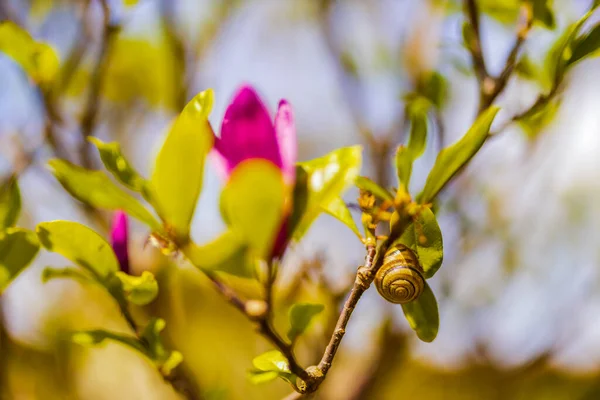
[375,244,425,304]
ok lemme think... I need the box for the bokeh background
[2,0,600,399]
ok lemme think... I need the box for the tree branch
[464,0,491,102]
[316,243,376,375]
[79,0,118,169]
[199,269,310,382]
[481,3,534,110]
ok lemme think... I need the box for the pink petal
[274,100,297,186]
[110,210,130,274]
[213,85,283,178]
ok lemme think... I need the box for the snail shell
[375,244,425,304]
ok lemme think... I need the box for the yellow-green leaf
[530,0,555,29]
[48,159,160,230]
[220,160,285,260]
[182,230,252,278]
[321,197,362,240]
[0,228,39,292]
[292,146,362,240]
[568,23,600,67]
[418,106,500,204]
[88,137,152,201]
[115,270,159,306]
[354,176,394,201]
[287,303,324,342]
[396,104,428,190]
[399,207,443,278]
[0,21,59,83]
[41,266,93,284]
[151,89,214,243]
[401,282,439,342]
[71,330,147,355]
[0,175,21,229]
[249,350,295,385]
[36,221,119,279]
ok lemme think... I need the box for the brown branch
[464,0,490,102]
[159,0,238,109]
[79,0,118,169]
[481,3,534,110]
[317,243,376,375]
[200,269,310,383]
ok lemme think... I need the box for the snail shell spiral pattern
[374,244,425,304]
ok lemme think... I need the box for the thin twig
[201,269,309,382]
[79,0,118,169]
[464,0,490,101]
[482,3,534,110]
[317,244,376,375]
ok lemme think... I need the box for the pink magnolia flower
[110,210,130,274]
[211,85,297,259]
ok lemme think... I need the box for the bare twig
[482,3,534,110]
[79,0,118,169]
[464,0,490,101]
[159,0,238,109]
[317,243,376,375]
[200,269,309,382]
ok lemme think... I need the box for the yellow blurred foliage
[0,21,59,85]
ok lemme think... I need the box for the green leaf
[544,9,595,90]
[252,350,291,373]
[287,303,325,342]
[36,221,119,279]
[114,271,159,306]
[354,176,394,202]
[151,89,215,242]
[247,370,280,385]
[47,159,161,230]
[71,330,147,355]
[0,228,39,292]
[514,55,540,81]
[160,351,184,376]
[418,106,500,204]
[0,21,59,84]
[417,71,448,109]
[399,207,443,279]
[249,350,295,385]
[41,266,94,284]
[517,98,560,139]
[183,230,252,278]
[321,197,362,240]
[530,0,555,29]
[88,137,152,201]
[0,175,21,229]
[478,0,520,24]
[396,104,428,190]
[292,146,362,240]
[140,317,183,374]
[401,282,439,342]
[569,23,600,67]
[220,159,285,260]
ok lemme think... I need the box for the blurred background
[2,0,600,399]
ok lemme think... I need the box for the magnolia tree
[2,0,600,399]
